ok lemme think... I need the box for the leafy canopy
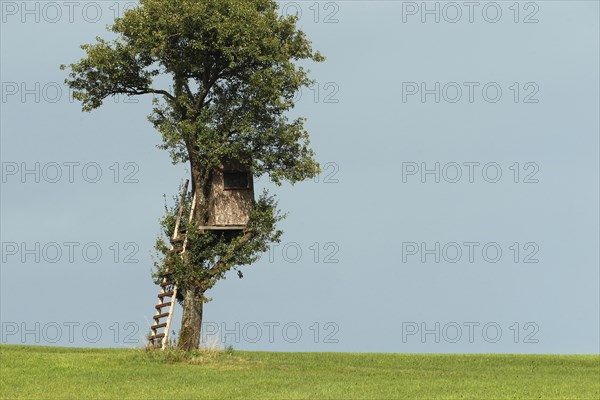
[63,0,325,298]
[62,0,324,184]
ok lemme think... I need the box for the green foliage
[153,190,284,301]
[62,0,323,184]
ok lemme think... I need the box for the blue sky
[1,1,598,353]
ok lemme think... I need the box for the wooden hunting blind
[207,162,254,230]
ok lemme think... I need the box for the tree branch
[196,68,221,110]
[183,81,194,102]
[125,87,175,101]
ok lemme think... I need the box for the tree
[62,0,323,350]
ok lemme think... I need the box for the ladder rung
[151,323,167,330]
[171,237,185,244]
[154,312,169,320]
[158,291,174,299]
[148,333,165,341]
[168,248,183,254]
[155,302,172,309]
[160,281,173,287]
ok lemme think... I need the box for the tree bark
[177,155,211,350]
[177,287,203,351]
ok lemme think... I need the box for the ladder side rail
[151,179,188,347]
[161,187,195,349]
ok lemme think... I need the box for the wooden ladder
[149,179,196,349]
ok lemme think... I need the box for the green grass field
[1,345,598,399]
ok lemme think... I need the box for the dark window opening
[223,171,250,189]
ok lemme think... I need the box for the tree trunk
[177,287,203,351]
[177,157,211,350]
